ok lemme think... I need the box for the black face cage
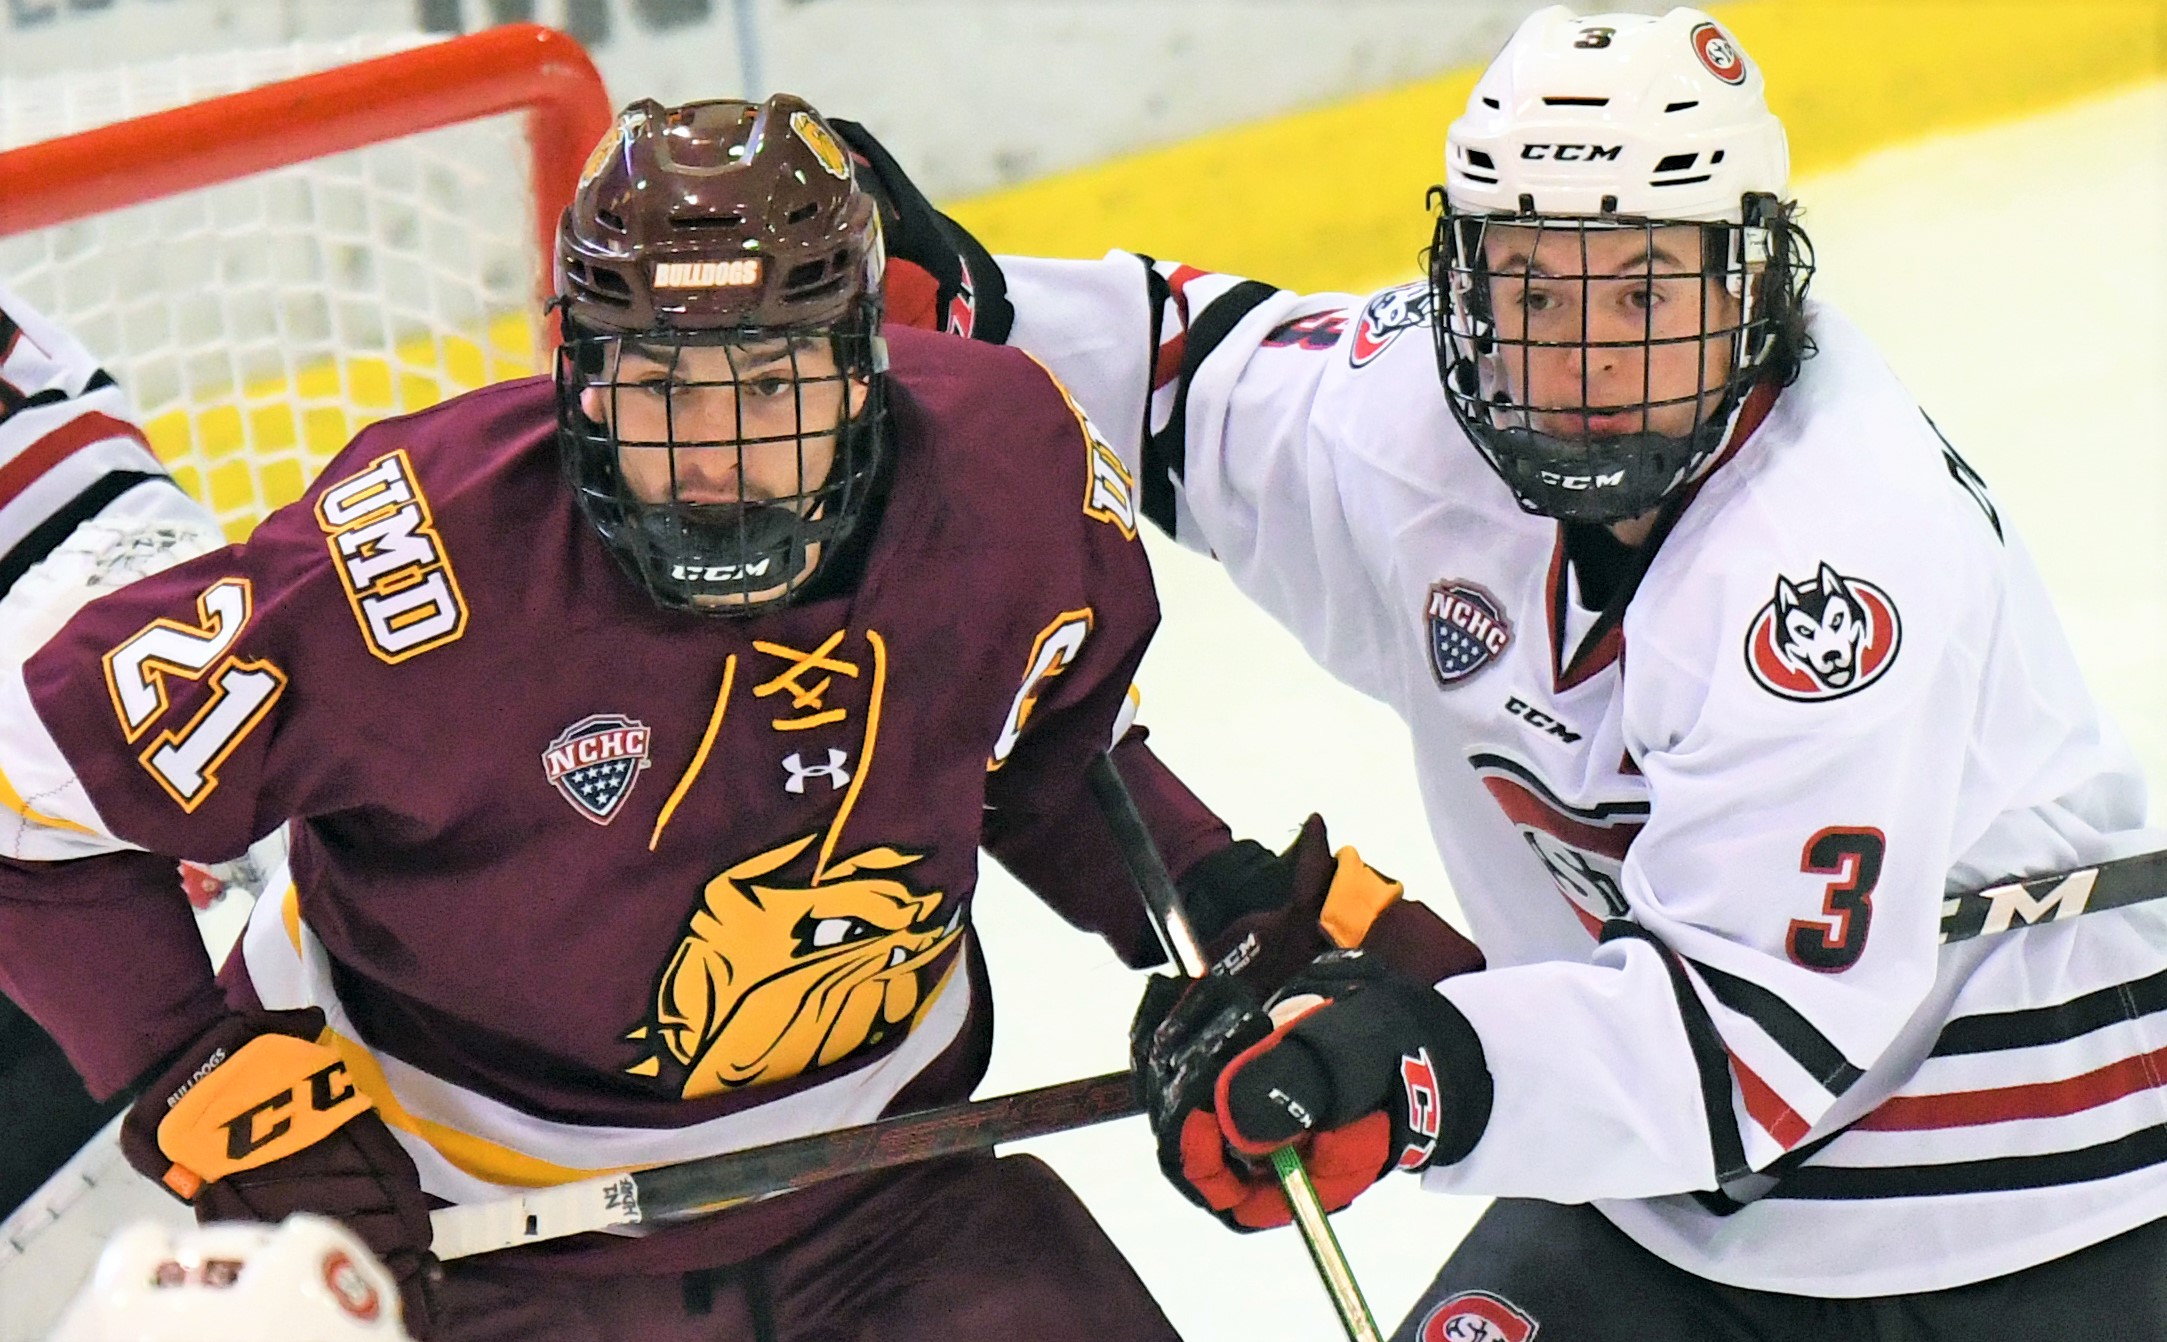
[1426,191,1813,524]
[555,315,889,615]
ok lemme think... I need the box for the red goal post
[0,25,615,538]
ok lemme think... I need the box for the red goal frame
[0,23,615,316]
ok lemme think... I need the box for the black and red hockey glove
[1129,816,1483,1143]
[1136,950,1493,1231]
[830,117,1012,342]
[120,1009,439,1336]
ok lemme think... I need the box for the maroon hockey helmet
[554,95,890,614]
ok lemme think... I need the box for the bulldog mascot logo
[625,833,962,1096]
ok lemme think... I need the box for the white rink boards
[2,82,2162,1342]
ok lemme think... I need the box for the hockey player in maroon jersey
[0,96,1481,1341]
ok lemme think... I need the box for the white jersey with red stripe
[0,282,204,595]
[1001,252,2167,1295]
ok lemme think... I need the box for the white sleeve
[1002,253,1404,700]
[0,282,182,572]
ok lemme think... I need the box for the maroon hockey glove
[1138,951,1492,1230]
[1179,815,1485,994]
[830,117,1012,342]
[120,1009,440,1336]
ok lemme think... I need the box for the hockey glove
[120,1009,439,1336]
[1139,950,1492,1231]
[1177,814,1484,994]
[830,118,1013,342]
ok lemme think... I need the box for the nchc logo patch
[1427,581,1513,687]
[1744,562,1901,702]
[543,714,653,825]
[1419,1290,1539,1342]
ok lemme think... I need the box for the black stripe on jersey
[0,472,179,601]
[1931,964,2167,1058]
[1466,752,1650,822]
[1769,1123,2167,1200]
[85,369,116,395]
[1136,258,1278,537]
[1688,957,1866,1096]
[1598,920,1753,1194]
[0,385,70,425]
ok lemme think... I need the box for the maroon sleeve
[982,726,1233,968]
[0,850,224,1097]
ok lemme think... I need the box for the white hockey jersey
[0,282,183,591]
[1004,254,2167,1295]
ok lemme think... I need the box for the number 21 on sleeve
[101,577,288,812]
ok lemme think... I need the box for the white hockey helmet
[1445,6,1788,222]
[1427,7,1814,525]
[49,1217,410,1342]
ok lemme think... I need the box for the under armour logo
[783,749,852,794]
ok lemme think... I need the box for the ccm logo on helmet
[671,558,774,582]
[653,259,762,289]
[1519,143,1622,162]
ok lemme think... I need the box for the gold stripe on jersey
[247,881,974,1200]
[650,654,738,853]
[322,1025,620,1189]
[813,630,887,885]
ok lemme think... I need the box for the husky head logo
[1745,563,1901,701]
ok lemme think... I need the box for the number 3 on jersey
[1787,827,1886,972]
[101,578,287,812]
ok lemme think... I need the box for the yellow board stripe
[948,2,2167,295]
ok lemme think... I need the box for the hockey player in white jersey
[844,7,2167,1338]
[0,280,228,1218]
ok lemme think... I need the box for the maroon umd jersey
[0,325,1231,1273]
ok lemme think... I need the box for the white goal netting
[1,35,552,539]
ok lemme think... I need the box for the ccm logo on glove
[153,1032,372,1197]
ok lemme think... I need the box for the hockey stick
[1938,847,2167,943]
[1084,753,1385,1342]
[426,1068,1138,1260]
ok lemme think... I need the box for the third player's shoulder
[0,281,100,385]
